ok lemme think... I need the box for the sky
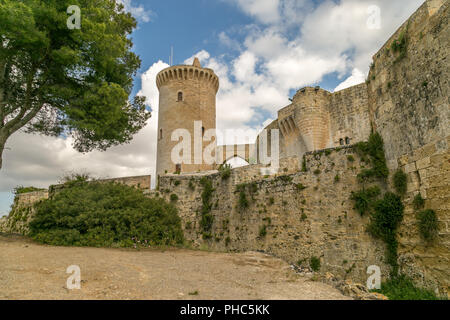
[0,0,425,216]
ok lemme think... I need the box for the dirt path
[0,234,350,300]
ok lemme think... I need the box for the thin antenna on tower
[170,46,174,66]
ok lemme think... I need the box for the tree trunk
[0,134,7,170]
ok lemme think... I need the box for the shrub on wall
[355,132,389,180]
[218,164,232,180]
[417,209,438,242]
[310,256,321,272]
[350,186,381,216]
[367,192,404,270]
[393,169,408,196]
[29,182,184,247]
[413,193,425,210]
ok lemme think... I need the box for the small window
[175,164,181,174]
[177,92,183,102]
[159,129,163,140]
[345,137,350,145]
[339,138,344,146]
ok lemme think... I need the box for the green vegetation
[355,132,389,181]
[199,177,214,232]
[417,209,438,242]
[347,155,355,162]
[218,164,232,180]
[259,225,267,237]
[309,256,321,272]
[301,213,308,221]
[350,186,381,216]
[373,275,443,300]
[29,182,183,247]
[0,0,150,171]
[268,197,275,205]
[391,29,408,63]
[296,183,307,191]
[393,169,408,196]
[302,156,307,172]
[13,186,45,195]
[188,290,199,296]
[334,174,340,183]
[367,192,404,271]
[188,180,195,191]
[413,193,425,210]
[313,169,321,175]
[170,194,179,202]
[174,180,181,186]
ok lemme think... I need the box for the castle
[154,54,371,178]
[1,0,448,297]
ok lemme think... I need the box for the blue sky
[0,0,425,216]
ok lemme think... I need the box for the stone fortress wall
[1,0,448,297]
[367,0,449,293]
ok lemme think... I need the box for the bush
[393,169,407,196]
[170,194,179,202]
[313,169,321,175]
[417,209,438,242]
[355,132,389,180]
[350,186,381,216]
[310,256,321,272]
[334,174,340,183]
[218,164,232,180]
[347,155,355,162]
[199,177,214,231]
[29,182,184,247]
[259,225,267,237]
[413,193,425,210]
[367,192,404,270]
[373,275,442,300]
[14,186,45,195]
[302,156,307,172]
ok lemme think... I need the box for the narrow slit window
[178,92,183,102]
[159,129,163,140]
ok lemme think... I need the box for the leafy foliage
[412,193,425,210]
[28,182,184,247]
[14,186,45,194]
[0,0,150,169]
[393,169,407,196]
[373,275,443,300]
[417,209,438,242]
[367,192,404,270]
[355,132,389,181]
[310,256,321,272]
[218,164,232,180]
[350,186,381,216]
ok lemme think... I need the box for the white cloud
[334,68,366,92]
[117,0,154,23]
[228,0,281,24]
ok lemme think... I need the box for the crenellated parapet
[156,64,219,93]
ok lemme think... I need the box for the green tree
[0,0,150,169]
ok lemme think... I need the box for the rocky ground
[0,234,351,300]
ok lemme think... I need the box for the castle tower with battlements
[155,58,219,177]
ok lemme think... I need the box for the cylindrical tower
[292,87,331,152]
[156,58,219,177]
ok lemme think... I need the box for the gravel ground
[0,234,350,300]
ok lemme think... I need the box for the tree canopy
[0,0,150,169]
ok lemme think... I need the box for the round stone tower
[155,58,219,177]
